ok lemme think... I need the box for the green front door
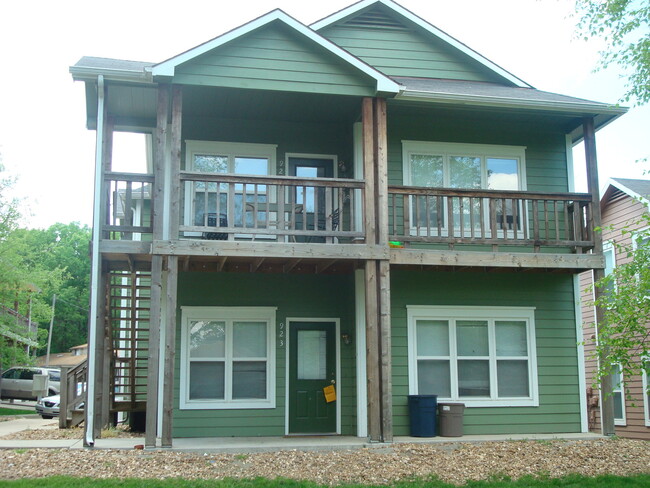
[288,321,337,434]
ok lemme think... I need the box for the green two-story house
[71,0,625,447]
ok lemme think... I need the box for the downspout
[85,74,105,447]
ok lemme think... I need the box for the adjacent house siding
[581,189,650,439]
[174,272,356,437]
[391,270,582,435]
[318,8,503,82]
[173,22,376,96]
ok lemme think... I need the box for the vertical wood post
[145,84,170,448]
[583,117,615,436]
[374,98,392,442]
[160,85,182,447]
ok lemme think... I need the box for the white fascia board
[603,178,650,207]
[69,66,153,84]
[152,9,399,94]
[311,0,531,89]
[397,89,628,116]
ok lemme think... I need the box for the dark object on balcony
[204,213,228,240]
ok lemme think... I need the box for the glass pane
[449,156,481,189]
[614,391,624,420]
[189,362,224,400]
[234,157,268,176]
[418,360,451,397]
[458,360,490,397]
[412,194,440,229]
[487,158,518,190]
[297,330,327,380]
[189,321,225,358]
[497,360,529,397]
[495,321,528,356]
[416,320,449,356]
[193,191,228,226]
[410,155,443,187]
[233,361,267,399]
[194,155,227,173]
[456,321,489,356]
[612,364,623,390]
[233,322,267,358]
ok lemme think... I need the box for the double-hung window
[180,307,276,409]
[611,363,626,425]
[643,361,650,427]
[402,141,526,236]
[184,141,276,232]
[408,306,538,407]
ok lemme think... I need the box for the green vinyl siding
[174,22,375,96]
[319,6,504,83]
[174,272,356,438]
[391,270,581,435]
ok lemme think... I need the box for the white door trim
[284,317,341,435]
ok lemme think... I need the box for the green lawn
[0,407,30,416]
[1,475,650,488]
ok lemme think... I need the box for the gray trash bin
[438,403,465,437]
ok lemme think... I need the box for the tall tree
[576,0,650,104]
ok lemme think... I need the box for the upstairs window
[402,141,526,234]
[184,141,276,230]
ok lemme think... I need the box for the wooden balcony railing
[179,172,365,243]
[388,186,594,252]
[103,172,154,240]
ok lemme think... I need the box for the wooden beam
[251,257,265,272]
[100,240,152,255]
[390,248,605,270]
[283,259,302,273]
[161,255,178,447]
[316,259,337,274]
[168,86,182,240]
[152,240,389,260]
[583,117,615,436]
[378,259,392,442]
[364,261,381,442]
[362,98,376,246]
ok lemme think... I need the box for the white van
[0,367,61,400]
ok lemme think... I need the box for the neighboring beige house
[36,344,88,368]
[581,178,650,440]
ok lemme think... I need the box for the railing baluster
[479,198,485,239]
[227,182,235,240]
[553,200,560,242]
[425,195,431,238]
[447,196,454,238]
[512,198,518,239]
[543,200,549,241]
[459,197,465,238]
[437,195,443,237]
[532,199,540,243]
[403,194,410,237]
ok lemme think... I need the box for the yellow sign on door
[323,385,336,403]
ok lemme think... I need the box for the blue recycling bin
[408,394,438,437]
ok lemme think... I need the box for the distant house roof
[602,177,650,208]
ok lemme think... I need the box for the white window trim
[407,305,538,407]
[401,141,527,238]
[401,141,527,191]
[179,306,277,410]
[642,360,650,427]
[612,363,627,426]
[183,141,278,237]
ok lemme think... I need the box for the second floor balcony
[102,171,597,264]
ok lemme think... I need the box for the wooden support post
[169,86,182,240]
[362,98,376,246]
[364,260,381,441]
[583,117,615,436]
[145,84,170,448]
[162,256,178,447]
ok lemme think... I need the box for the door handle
[330,379,336,384]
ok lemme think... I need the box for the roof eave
[602,178,650,208]
[69,65,153,84]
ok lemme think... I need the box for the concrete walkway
[0,412,605,452]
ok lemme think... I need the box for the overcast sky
[1,0,648,229]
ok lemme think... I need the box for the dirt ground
[0,436,649,485]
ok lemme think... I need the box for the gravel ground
[0,438,649,485]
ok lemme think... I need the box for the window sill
[435,398,538,408]
[180,399,276,410]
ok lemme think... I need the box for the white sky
[1,0,648,229]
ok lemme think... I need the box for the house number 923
[278,322,284,347]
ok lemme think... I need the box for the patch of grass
[1,474,650,488]
[0,407,30,416]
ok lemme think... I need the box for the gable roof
[152,9,400,94]
[311,0,531,88]
[602,177,650,208]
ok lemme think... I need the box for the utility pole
[45,294,56,367]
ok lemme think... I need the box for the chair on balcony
[203,212,228,240]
